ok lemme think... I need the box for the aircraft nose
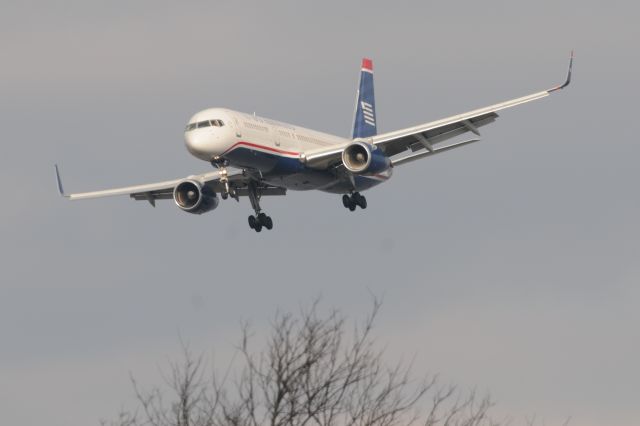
[184,132,214,161]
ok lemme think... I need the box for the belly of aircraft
[225,146,388,193]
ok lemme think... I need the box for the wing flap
[386,112,498,157]
[130,192,174,201]
[235,186,287,197]
[391,138,481,167]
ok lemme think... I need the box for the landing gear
[247,181,274,232]
[211,158,273,232]
[353,192,367,209]
[211,157,234,200]
[342,192,367,211]
[248,212,273,232]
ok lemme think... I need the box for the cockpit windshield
[185,119,225,132]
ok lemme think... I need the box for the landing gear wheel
[221,192,229,200]
[353,192,367,209]
[249,215,263,232]
[343,193,366,211]
[256,213,273,230]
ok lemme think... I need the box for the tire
[248,215,257,229]
[359,196,367,209]
[348,204,356,211]
[264,216,273,230]
[254,223,262,232]
[342,194,351,208]
[351,193,362,206]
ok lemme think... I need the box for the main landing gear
[248,212,273,232]
[247,181,273,232]
[342,192,367,211]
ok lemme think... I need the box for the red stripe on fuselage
[222,141,300,157]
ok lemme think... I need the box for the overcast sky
[1,1,639,425]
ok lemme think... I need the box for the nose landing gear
[211,158,273,232]
[342,192,367,211]
[211,158,234,200]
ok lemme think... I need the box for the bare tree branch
[105,298,555,426]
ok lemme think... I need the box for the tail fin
[352,58,377,139]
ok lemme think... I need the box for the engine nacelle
[342,142,391,175]
[173,180,219,214]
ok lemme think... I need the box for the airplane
[55,54,573,232]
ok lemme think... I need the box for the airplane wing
[304,53,573,169]
[54,165,286,206]
[380,53,573,165]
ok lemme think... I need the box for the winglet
[549,50,573,93]
[54,164,68,197]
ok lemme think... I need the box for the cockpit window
[185,119,224,132]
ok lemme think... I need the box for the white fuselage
[183,108,391,193]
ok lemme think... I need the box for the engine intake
[342,142,391,175]
[173,180,219,214]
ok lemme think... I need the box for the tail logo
[361,101,375,127]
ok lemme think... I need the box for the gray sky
[1,1,639,425]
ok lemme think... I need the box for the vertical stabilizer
[352,58,377,139]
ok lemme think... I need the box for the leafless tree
[105,299,502,426]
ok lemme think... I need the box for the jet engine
[342,142,391,175]
[173,180,219,214]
